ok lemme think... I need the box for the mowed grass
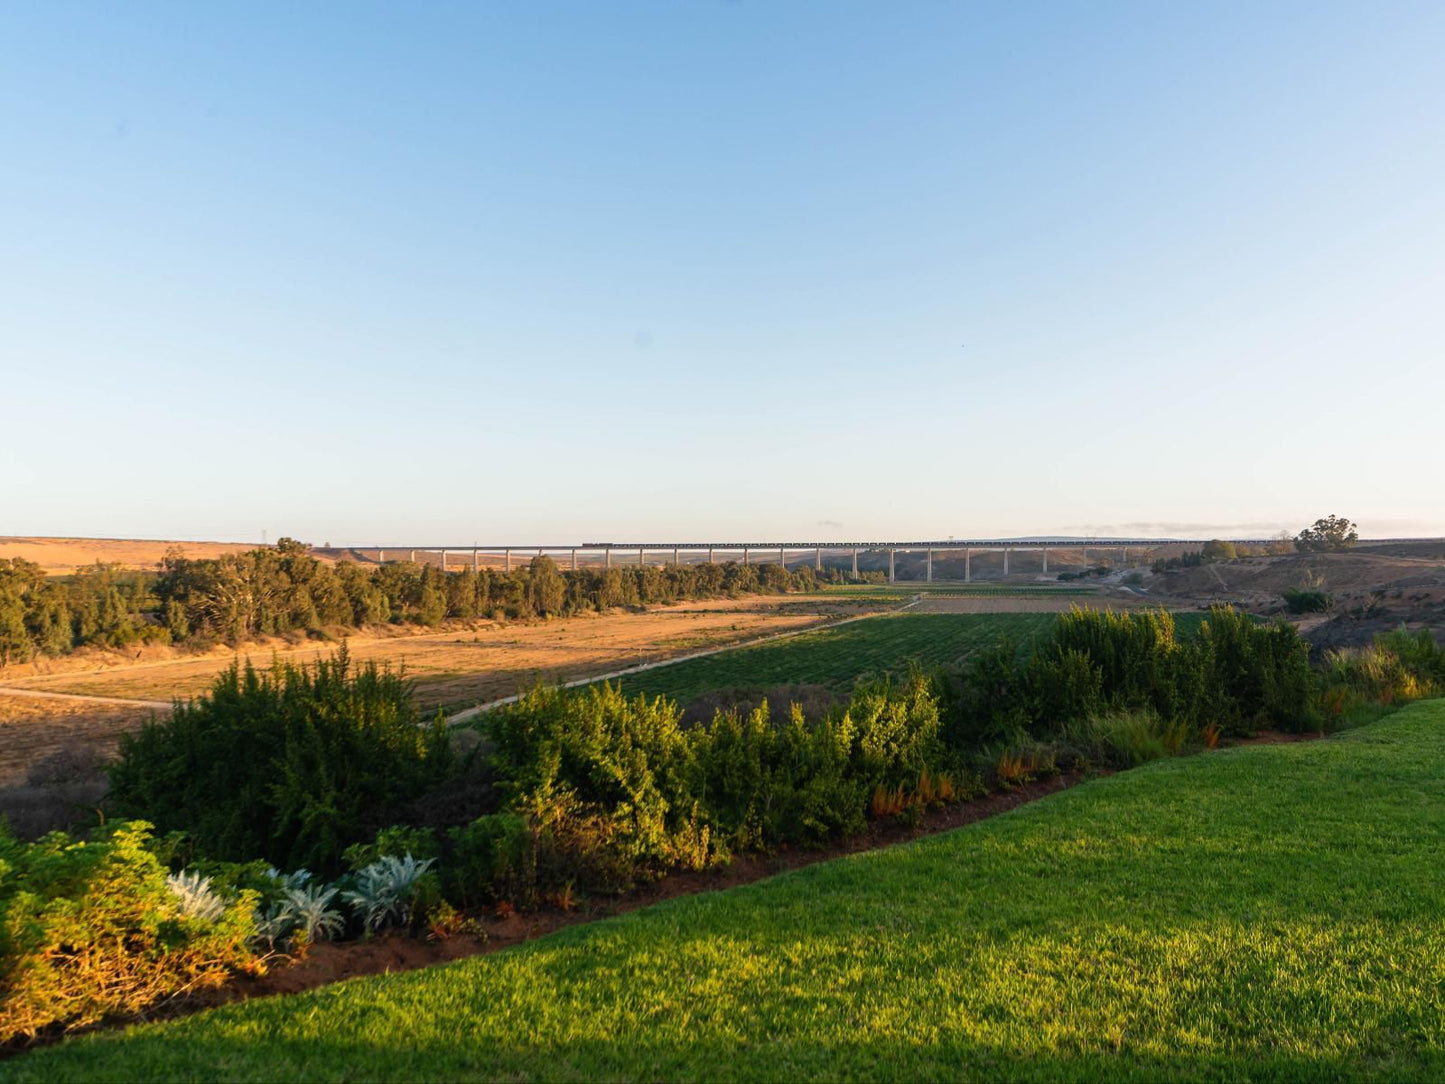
[609,613,1054,703]
[16,701,1445,1082]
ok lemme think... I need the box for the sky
[2,1,1443,546]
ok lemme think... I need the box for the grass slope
[14,701,1445,1082]
[609,612,1054,703]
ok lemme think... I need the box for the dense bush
[107,647,455,871]
[940,606,1318,748]
[0,821,257,1043]
[1321,628,1444,709]
[1283,587,1334,613]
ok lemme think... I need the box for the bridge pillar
[378,549,385,563]
[927,549,933,583]
[440,549,446,572]
[639,548,645,567]
[504,548,511,573]
[571,549,578,572]
[815,547,822,570]
[1042,548,1048,574]
[708,547,714,564]
[852,548,859,579]
[1121,546,1128,566]
[409,549,415,563]
[743,547,749,566]
[779,546,785,568]
[888,549,896,583]
[965,548,971,582]
[472,548,479,573]
[1004,547,1010,576]
[605,548,611,570]
[673,547,679,566]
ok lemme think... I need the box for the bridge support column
[639,548,645,567]
[1004,548,1010,576]
[743,547,749,565]
[888,549,896,583]
[440,550,446,572]
[1121,546,1128,566]
[708,547,714,564]
[571,549,577,571]
[504,548,511,573]
[779,546,785,568]
[852,548,859,579]
[472,548,479,572]
[1042,548,1048,574]
[605,548,611,570]
[965,548,971,582]
[927,549,933,582]
[378,549,385,563]
[409,549,415,563]
[673,547,679,566]
[815,547,822,571]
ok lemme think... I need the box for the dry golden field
[0,694,159,787]
[0,536,264,575]
[2,594,876,712]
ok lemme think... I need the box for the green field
[610,612,1054,703]
[606,610,1210,706]
[812,584,1104,601]
[16,701,1445,1081]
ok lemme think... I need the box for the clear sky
[3,1,1442,545]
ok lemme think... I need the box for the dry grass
[1,596,878,716]
[0,536,263,575]
[0,694,159,787]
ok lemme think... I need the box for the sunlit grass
[13,700,1445,1080]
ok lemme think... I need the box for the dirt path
[0,686,172,711]
[448,600,916,722]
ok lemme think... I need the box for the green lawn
[610,612,1056,703]
[15,701,1445,1081]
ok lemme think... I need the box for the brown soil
[1145,548,1445,650]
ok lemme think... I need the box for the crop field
[608,613,1051,703]
[604,610,1211,706]
[811,583,1107,600]
[21,700,1445,1082]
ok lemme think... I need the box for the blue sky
[3,1,1442,545]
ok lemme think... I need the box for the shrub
[1283,587,1334,614]
[341,854,436,933]
[0,821,257,1043]
[1076,708,1190,768]
[107,646,456,872]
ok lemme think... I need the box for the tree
[528,556,566,616]
[1201,540,1237,562]
[1294,515,1359,553]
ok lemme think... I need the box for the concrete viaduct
[359,538,1314,584]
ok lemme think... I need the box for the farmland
[18,700,1445,1082]
[0,596,884,785]
[605,609,1210,707]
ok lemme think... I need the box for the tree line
[0,539,826,665]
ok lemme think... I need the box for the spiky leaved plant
[165,869,228,922]
[281,883,346,943]
[342,854,435,933]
